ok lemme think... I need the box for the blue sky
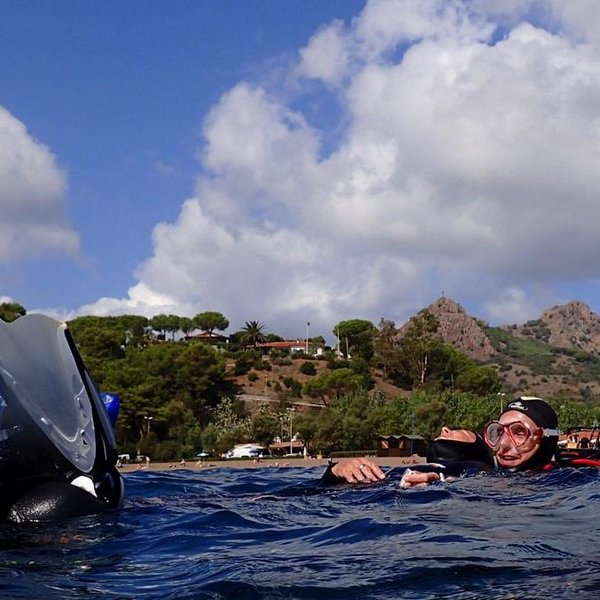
[3,0,600,341]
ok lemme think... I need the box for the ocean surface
[1,464,599,599]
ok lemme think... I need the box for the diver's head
[484,397,559,471]
[426,426,494,467]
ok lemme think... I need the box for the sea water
[0,465,599,599]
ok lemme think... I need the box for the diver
[321,426,495,486]
[323,397,600,488]
[0,314,124,522]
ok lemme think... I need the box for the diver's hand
[331,458,386,483]
[400,470,441,489]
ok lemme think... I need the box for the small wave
[2,465,600,598]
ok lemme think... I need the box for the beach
[117,455,424,474]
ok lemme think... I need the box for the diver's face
[436,427,476,443]
[494,410,541,469]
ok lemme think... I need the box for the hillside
[413,297,497,361]
[237,297,600,404]
[511,301,600,354]
[406,297,600,400]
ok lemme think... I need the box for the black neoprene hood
[502,396,559,470]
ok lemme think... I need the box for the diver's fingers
[331,458,385,483]
[357,461,386,482]
[400,471,441,489]
[331,459,361,482]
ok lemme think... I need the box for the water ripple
[2,465,600,598]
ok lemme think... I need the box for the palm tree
[240,320,267,348]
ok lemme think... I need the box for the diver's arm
[399,460,493,488]
[320,462,341,485]
[320,457,386,485]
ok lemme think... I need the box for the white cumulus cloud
[0,107,80,262]
[80,0,600,335]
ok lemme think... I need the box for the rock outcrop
[537,301,600,354]
[400,296,497,361]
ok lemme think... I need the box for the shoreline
[117,455,425,474]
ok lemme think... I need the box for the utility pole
[305,322,310,354]
[144,415,153,436]
[497,393,506,416]
[287,407,295,455]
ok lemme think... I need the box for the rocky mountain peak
[403,296,497,361]
[538,300,600,353]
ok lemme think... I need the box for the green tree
[302,368,363,406]
[193,311,230,336]
[116,315,150,347]
[69,315,150,354]
[164,314,182,340]
[159,398,203,457]
[74,325,125,361]
[174,342,237,422]
[374,319,406,383]
[298,393,386,455]
[250,408,280,448]
[552,399,599,430]
[299,361,317,376]
[148,313,181,340]
[413,400,448,439]
[375,394,417,435]
[100,341,233,446]
[440,392,500,431]
[333,319,376,360]
[398,310,441,387]
[420,344,501,395]
[0,301,26,322]
[200,398,252,456]
[150,314,171,339]
[296,413,319,453]
[310,411,344,455]
[179,316,195,337]
[454,365,502,395]
[103,343,184,442]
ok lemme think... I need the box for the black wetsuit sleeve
[319,462,344,486]
[319,461,492,488]
[432,460,492,478]
[319,462,439,486]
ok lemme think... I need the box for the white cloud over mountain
[60,1,600,333]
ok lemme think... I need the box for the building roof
[185,331,228,341]
[256,341,307,349]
